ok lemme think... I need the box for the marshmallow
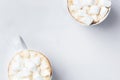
[12,77,30,80]
[80,16,94,25]
[77,10,87,16]
[72,10,87,18]
[81,0,95,6]
[41,60,49,70]
[72,0,83,8]
[30,51,37,58]
[13,55,22,63]
[24,59,37,71]
[31,56,41,66]
[69,5,79,11]
[100,6,108,18]
[99,0,111,7]
[41,69,50,77]
[17,70,31,78]
[11,76,19,80]
[73,0,81,5]
[22,78,30,80]
[11,55,23,72]
[33,71,43,80]
[89,5,100,15]
[11,62,22,71]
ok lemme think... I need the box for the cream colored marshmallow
[69,5,79,11]
[17,70,31,78]
[81,0,95,6]
[24,59,37,72]
[33,71,43,80]
[73,0,82,8]
[89,5,100,15]
[73,10,87,18]
[100,6,108,18]
[99,0,111,7]
[80,16,94,25]
[31,56,41,66]
[78,10,88,16]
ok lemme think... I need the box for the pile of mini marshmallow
[68,0,111,25]
[8,50,52,80]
